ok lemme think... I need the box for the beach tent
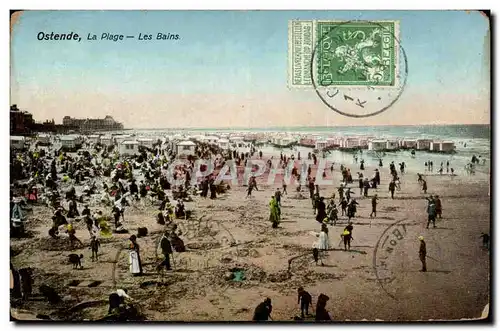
[10,136,25,150]
[119,140,140,156]
[176,140,196,157]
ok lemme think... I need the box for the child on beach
[90,235,100,261]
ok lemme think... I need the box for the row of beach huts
[10,133,254,157]
[10,132,456,155]
[270,135,455,153]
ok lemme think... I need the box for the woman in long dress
[317,224,329,250]
[129,235,143,276]
[314,224,330,265]
[269,196,280,228]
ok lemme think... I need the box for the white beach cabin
[326,138,336,147]
[399,138,418,149]
[386,139,400,151]
[229,136,244,145]
[342,137,361,149]
[281,136,296,146]
[243,133,257,142]
[100,135,114,146]
[315,140,328,151]
[60,135,82,150]
[88,134,101,144]
[114,135,132,145]
[416,139,433,151]
[176,140,196,157]
[368,140,387,151]
[430,141,455,153]
[10,136,25,150]
[37,134,51,145]
[218,138,230,150]
[440,141,456,152]
[120,140,140,156]
[358,138,370,149]
[138,137,155,149]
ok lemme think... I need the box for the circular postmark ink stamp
[310,20,408,118]
[372,219,410,300]
[373,219,445,300]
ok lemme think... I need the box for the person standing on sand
[129,235,143,276]
[347,199,358,221]
[282,178,287,195]
[363,178,370,197]
[308,179,315,199]
[275,189,282,219]
[326,199,338,224]
[157,231,173,272]
[246,182,254,198]
[275,188,282,205]
[358,175,363,195]
[314,224,329,266]
[342,223,354,251]
[340,197,348,216]
[315,197,327,224]
[388,180,396,199]
[426,199,437,229]
[345,187,352,203]
[90,235,100,262]
[338,184,344,203]
[435,195,442,219]
[297,287,312,318]
[419,236,427,272]
[269,196,280,229]
[370,194,378,218]
[67,198,79,218]
[315,294,331,321]
[422,179,428,194]
[209,177,217,199]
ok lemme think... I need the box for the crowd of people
[11,133,483,322]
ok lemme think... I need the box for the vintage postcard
[9,10,490,322]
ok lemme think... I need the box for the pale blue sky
[10,10,490,127]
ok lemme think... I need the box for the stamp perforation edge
[288,19,401,90]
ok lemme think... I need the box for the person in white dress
[317,224,330,250]
[313,224,330,265]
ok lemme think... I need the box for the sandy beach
[10,154,490,321]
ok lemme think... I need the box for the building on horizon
[62,115,124,132]
[10,104,34,135]
[10,104,82,135]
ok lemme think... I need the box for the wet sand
[10,159,490,321]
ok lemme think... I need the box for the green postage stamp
[288,20,400,88]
